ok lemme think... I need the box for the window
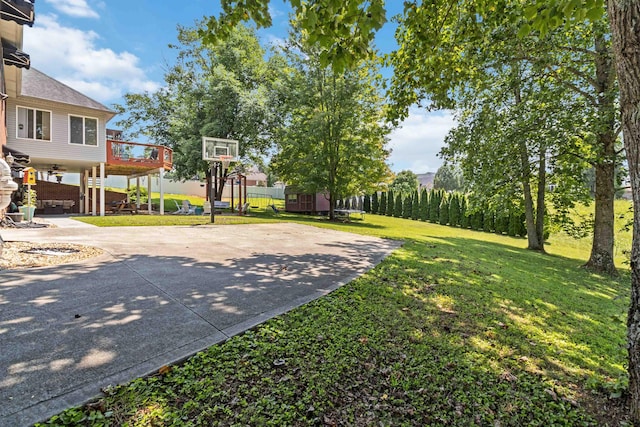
[287,194,298,203]
[69,115,98,146]
[17,106,51,140]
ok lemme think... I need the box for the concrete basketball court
[0,221,401,425]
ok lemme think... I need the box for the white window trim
[68,114,100,147]
[16,105,53,141]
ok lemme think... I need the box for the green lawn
[42,206,630,426]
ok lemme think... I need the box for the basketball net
[219,155,232,171]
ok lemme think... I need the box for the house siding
[6,97,109,163]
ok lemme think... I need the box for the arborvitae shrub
[494,214,509,234]
[371,192,378,214]
[483,210,495,232]
[337,199,344,209]
[439,194,450,225]
[411,191,420,220]
[344,198,351,210]
[387,190,394,216]
[459,197,468,228]
[471,211,483,231]
[403,194,412,219]
[449,194,460,227]
[429,190,440,222]
[420,188,428,221]
[363,195,371,213]
[518,213,527,237]
[379,192,387,215]
[507,213,519,236]
[394,193,403,217]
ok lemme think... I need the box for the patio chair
[237,202,251,214]
[182,200,196,215]
[172,200,186,214]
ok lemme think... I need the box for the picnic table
[110,200,138,214]
[334,209,365,221]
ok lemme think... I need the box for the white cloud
[43,0,99,18]
[261,33,286,49]
[387,108,456,174]
[23,14,161,104]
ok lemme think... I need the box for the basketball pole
[210,161,217,224]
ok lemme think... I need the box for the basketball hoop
[219,155,232,171]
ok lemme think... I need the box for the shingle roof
[20,67,114,114]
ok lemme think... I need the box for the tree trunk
[585,32,618,275]
[215,167,229,201]
[608,0,640,422]
[329,193,335,220]
[585,152,617,275]
[535,145,547,249]
[514,77,544,251]
[519,141,543,250]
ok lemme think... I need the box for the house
[244,166,267,187]
[284,186,330,215]
[4,67,173,215]
[416,172,435,190]
[0,2,171,217]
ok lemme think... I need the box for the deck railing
[106,139,172,171]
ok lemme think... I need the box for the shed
[284,186,330,215]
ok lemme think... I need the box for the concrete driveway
[0,221,401,425]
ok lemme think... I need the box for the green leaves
[270,45,391,216]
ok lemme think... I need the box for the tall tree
[390,3,607,253]
[115,24,276,200]
[270,42,391,220]
[389,170,419,195]
[607,0,640,418]
[433,164,464,192]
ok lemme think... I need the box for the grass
[40,204,631,426]
[74,197,285,226]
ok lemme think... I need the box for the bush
[387,190,395,216]
[439,193,450,225]
[420,188,428,221]
[379,192,387,215]
[411,190,420,220]
[449,194,461,227]
[460,196,468,228]
[471,211,483,231]
[494,214,509,234]
[508,213,520,237]
[403,194,412,219]
[394,193,403,217]
[429,190,441,223]
[483,210,495,232]
[128,187,148,203]
[371,192,378,214]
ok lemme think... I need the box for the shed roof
[20,67,114,114]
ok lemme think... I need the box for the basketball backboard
[202,137,239,162]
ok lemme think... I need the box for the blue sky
[23,0,454,173]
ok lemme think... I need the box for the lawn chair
[172,200,187,214]
[238,202,250,215]
[182,200,196,215]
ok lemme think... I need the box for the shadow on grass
[79,235,628,425]
[382,236,628,389]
